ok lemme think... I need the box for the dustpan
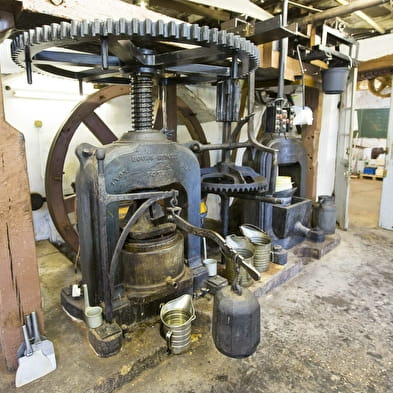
[31,312,57,370]
[15,325,54,387]
[16,313,56,370]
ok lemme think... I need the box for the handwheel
[45,84,210,252]
[368,75,392,98]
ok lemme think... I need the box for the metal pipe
[282,0,289,25]
[224,193,283,204]
[222,122,232,162]
[277,0,289,100]
[190,141,253,152]
[295,0,389,26]
[296,45,306,109]
[247,71,278,194]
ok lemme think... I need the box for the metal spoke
[33,50,120,67]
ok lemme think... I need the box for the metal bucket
[240,225,271,272]
[160,294,195,354]
[322,67,349,94]
[225,235,254,287]
[249,237,271,272]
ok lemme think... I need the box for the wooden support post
[166,83,178,141]
[0,75,43,370]
[302,86,324,200]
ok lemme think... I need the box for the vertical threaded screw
[130,72,153,131]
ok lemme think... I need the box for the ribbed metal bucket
[240,225,271,272]
[249,236,271,272]
[225,235,254,287]
[160,294,195,354]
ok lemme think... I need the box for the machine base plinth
[88,322,122,357]
[61,267,194,326]
[206,275,228,295]
[61,286,85,321]
[192,264,209,290]
[115,267,193,325]
[292,233,341,259]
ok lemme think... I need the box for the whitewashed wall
[2,72,133,241]
[316,94,340,199]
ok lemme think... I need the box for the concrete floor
[1,177,392,393]
[349,177,382,228]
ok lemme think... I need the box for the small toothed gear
[10,18,260,83]
[201,163,267,194]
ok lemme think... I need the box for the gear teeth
[144,19,153,36]
[190,24,200,41]
[233,36,241,50]
[217,30,225,46]
[179,23,190,40]
[104,19,115,36]
[200,25,209,43]
[210,27,218,44]
[226,32,234,48]
[119,18,126,35]
[156,20,165,37]
[10,18,260,79]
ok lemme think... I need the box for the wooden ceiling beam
[149,0,230,21]
[359,54,393,73]
[1,0,180,30]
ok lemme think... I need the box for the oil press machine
[11,13,346,357]
[11,18,269,356]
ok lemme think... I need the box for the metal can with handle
[160,294,196,354]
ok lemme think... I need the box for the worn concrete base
[251,257,303,298]
[0,241,303,393]
[292,233,341,259]
[115,225,393,393]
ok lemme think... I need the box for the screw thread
[130,73,153,131]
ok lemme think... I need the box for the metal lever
[167,207,261,282]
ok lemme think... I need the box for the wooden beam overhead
[149,0,230,21]
[359,54,393,73]
[7,0,181,28]
[187,0,273,21]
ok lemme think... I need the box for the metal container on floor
[160,294,196,355]
[212,285,260,358]
[314,195,336,234]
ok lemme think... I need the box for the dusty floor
[349,177,382,228]
[117,177,393,392]
[1,176,392,392]
[115,225,393,393]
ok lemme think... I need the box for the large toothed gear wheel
[201,163,267,194]
[10,18,260,83]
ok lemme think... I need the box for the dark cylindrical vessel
[315,195,336,234]
[212,286,260,358]
[322,67,349,95]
